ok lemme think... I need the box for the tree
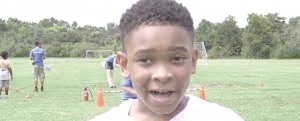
[216,16,243,57]
[0,19,7,31]
[1,14,298,58]
[272,16,300,58]
[113,34,121,52]
[39,17,59,28]
[72,21,78,29]
[242,13,286,58]
[195,20,219,58]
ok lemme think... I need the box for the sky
[0,0,299,28]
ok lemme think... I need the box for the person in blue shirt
[121,75,137,101]
[105,54,117,88]
[29,41,46,92]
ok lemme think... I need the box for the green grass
[0,58,299,121]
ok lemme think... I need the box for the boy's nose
[152,64,173,83]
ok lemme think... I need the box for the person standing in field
[29,41,46,92]
[105,54,117,88]
[0,51,13,99]
[90,0,244,120]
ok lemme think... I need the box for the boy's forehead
[124,24,193,43]
[123,25,193,53]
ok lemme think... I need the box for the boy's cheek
[176,68,191,81]
[129,65,149,79]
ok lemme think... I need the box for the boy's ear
[116,51,129,76]
[191,49,198,74]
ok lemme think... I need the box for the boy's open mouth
[149,90,176,105]
[150,90,174,96]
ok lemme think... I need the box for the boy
[0,51,13,99]
[90,0,243,120]
[105,54,117,88]
[30,41,46,92]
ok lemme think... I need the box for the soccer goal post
[85,50,114,59]
[193,42,208,65]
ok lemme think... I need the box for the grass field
[0,58,299,121]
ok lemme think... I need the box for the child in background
[105,54,117,88]
[0,51,13,99]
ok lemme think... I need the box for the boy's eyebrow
[168,47,189,53]
[134,49,155,56]
[134,47,189,56]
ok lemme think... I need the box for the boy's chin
[149,106,178,115]
[146,95,188,116]
[146,100,181,115]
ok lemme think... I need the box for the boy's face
[119,25,197,115]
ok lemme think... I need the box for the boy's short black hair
[120,0,194,49]
[1,51,8,59]
[35,41,41,46]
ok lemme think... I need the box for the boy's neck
[129,96,189,121]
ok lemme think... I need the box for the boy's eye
[171,56,186,64]
[138,58,152,65]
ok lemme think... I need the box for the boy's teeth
[150,91,172,95]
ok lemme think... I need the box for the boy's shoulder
[89,99,134,121]
[0,59,11,69]
[108,55,116,59]
[31,47,44,51]
[89,95,243,121]
[0,59,11,64]
[37,47,45,52]
[172,95,244,121]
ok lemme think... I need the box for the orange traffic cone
[199,85,206,100]
[97,89,105,107]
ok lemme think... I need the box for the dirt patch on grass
[189,82,264,90]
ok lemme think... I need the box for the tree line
[0,13,299,58]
